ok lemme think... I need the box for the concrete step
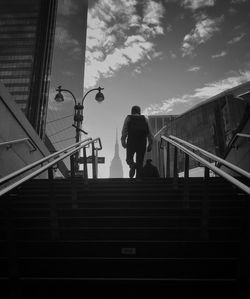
[0,240,242,258]
[0,256,240,279]
[0,277,243,299]
[1,227,241,242]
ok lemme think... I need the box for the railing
[230,133,250,149]
[153,125,167,138]
[160,135,250,195]
[161,134,249,297]
[0,137,102,197]
[0,137,36,152]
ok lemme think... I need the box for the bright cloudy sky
[47,0,250,178]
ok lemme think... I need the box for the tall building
[0,0,57,139]
[109,130,123,178]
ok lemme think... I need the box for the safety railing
[153,125,167,138]
[230,133,250,149]
[0,137,102,197]
[0,137,36,152]
[160,135,250,195]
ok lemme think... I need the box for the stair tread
[1,176,247,291]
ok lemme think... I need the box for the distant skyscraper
[0,0,57,139]
[110,129,123,178]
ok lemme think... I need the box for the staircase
[0,177,248,298]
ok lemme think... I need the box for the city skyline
[47,0,250,178]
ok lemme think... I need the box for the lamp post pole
[54,86,104,176]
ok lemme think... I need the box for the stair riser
[0,241,243,258]
[0,258,241,279]
[0,278,243,299]
[1,228,241,241]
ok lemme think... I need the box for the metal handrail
[230,133,250,147]
[0,137,91,186]
[0,137,102,197]
[0,137,36,151]
[169,135,250,179]
[154,125,167,138]
[236,133,250,139]
[161,136,250,195]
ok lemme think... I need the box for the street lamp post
[54,86,104,176]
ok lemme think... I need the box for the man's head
[131,105,141,115]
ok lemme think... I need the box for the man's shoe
[129,164,136,178]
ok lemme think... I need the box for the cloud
[188,66,201,71]
[85,35,155,88]
[143,97,188,115]
[229,7,237,14]
[181,15,223,56]
[169,50,177,59]
[85,0,165,89]
[227,33,246,44]
[142,0,165,36]
[62,70,75,77]
[143,70,250,115]
[55,26,79,49]
[211,51,227,58]
[231,0,248,3]
[181,0,216,10]
[57,0,78,15]
[55,25,82,58]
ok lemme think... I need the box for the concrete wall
[148,82,250,177]
[0,82,51,180]
[221,118,250,175]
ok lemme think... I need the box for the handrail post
[173,146,178,188]
[183,153,190,207]
[48,166,54,181]
[166,142,170,178]
[201,166,209,240]
[83,147,88,183]
[204,167,210,179]
[184,154,189,179]
[70,155,75,178]
[169,134,250,180]
[0,138,99,197]
[92,142,97,179]
[162,146,166,178]
[95,148,98,179]
[173,146,178,178]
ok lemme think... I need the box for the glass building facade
[0,0,57,139]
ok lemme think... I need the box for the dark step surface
[0,177,248,298]
[0,240,242,258]
[0,278,246,299]
[0,256,241,279]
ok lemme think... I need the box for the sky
[47,0,250,178]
